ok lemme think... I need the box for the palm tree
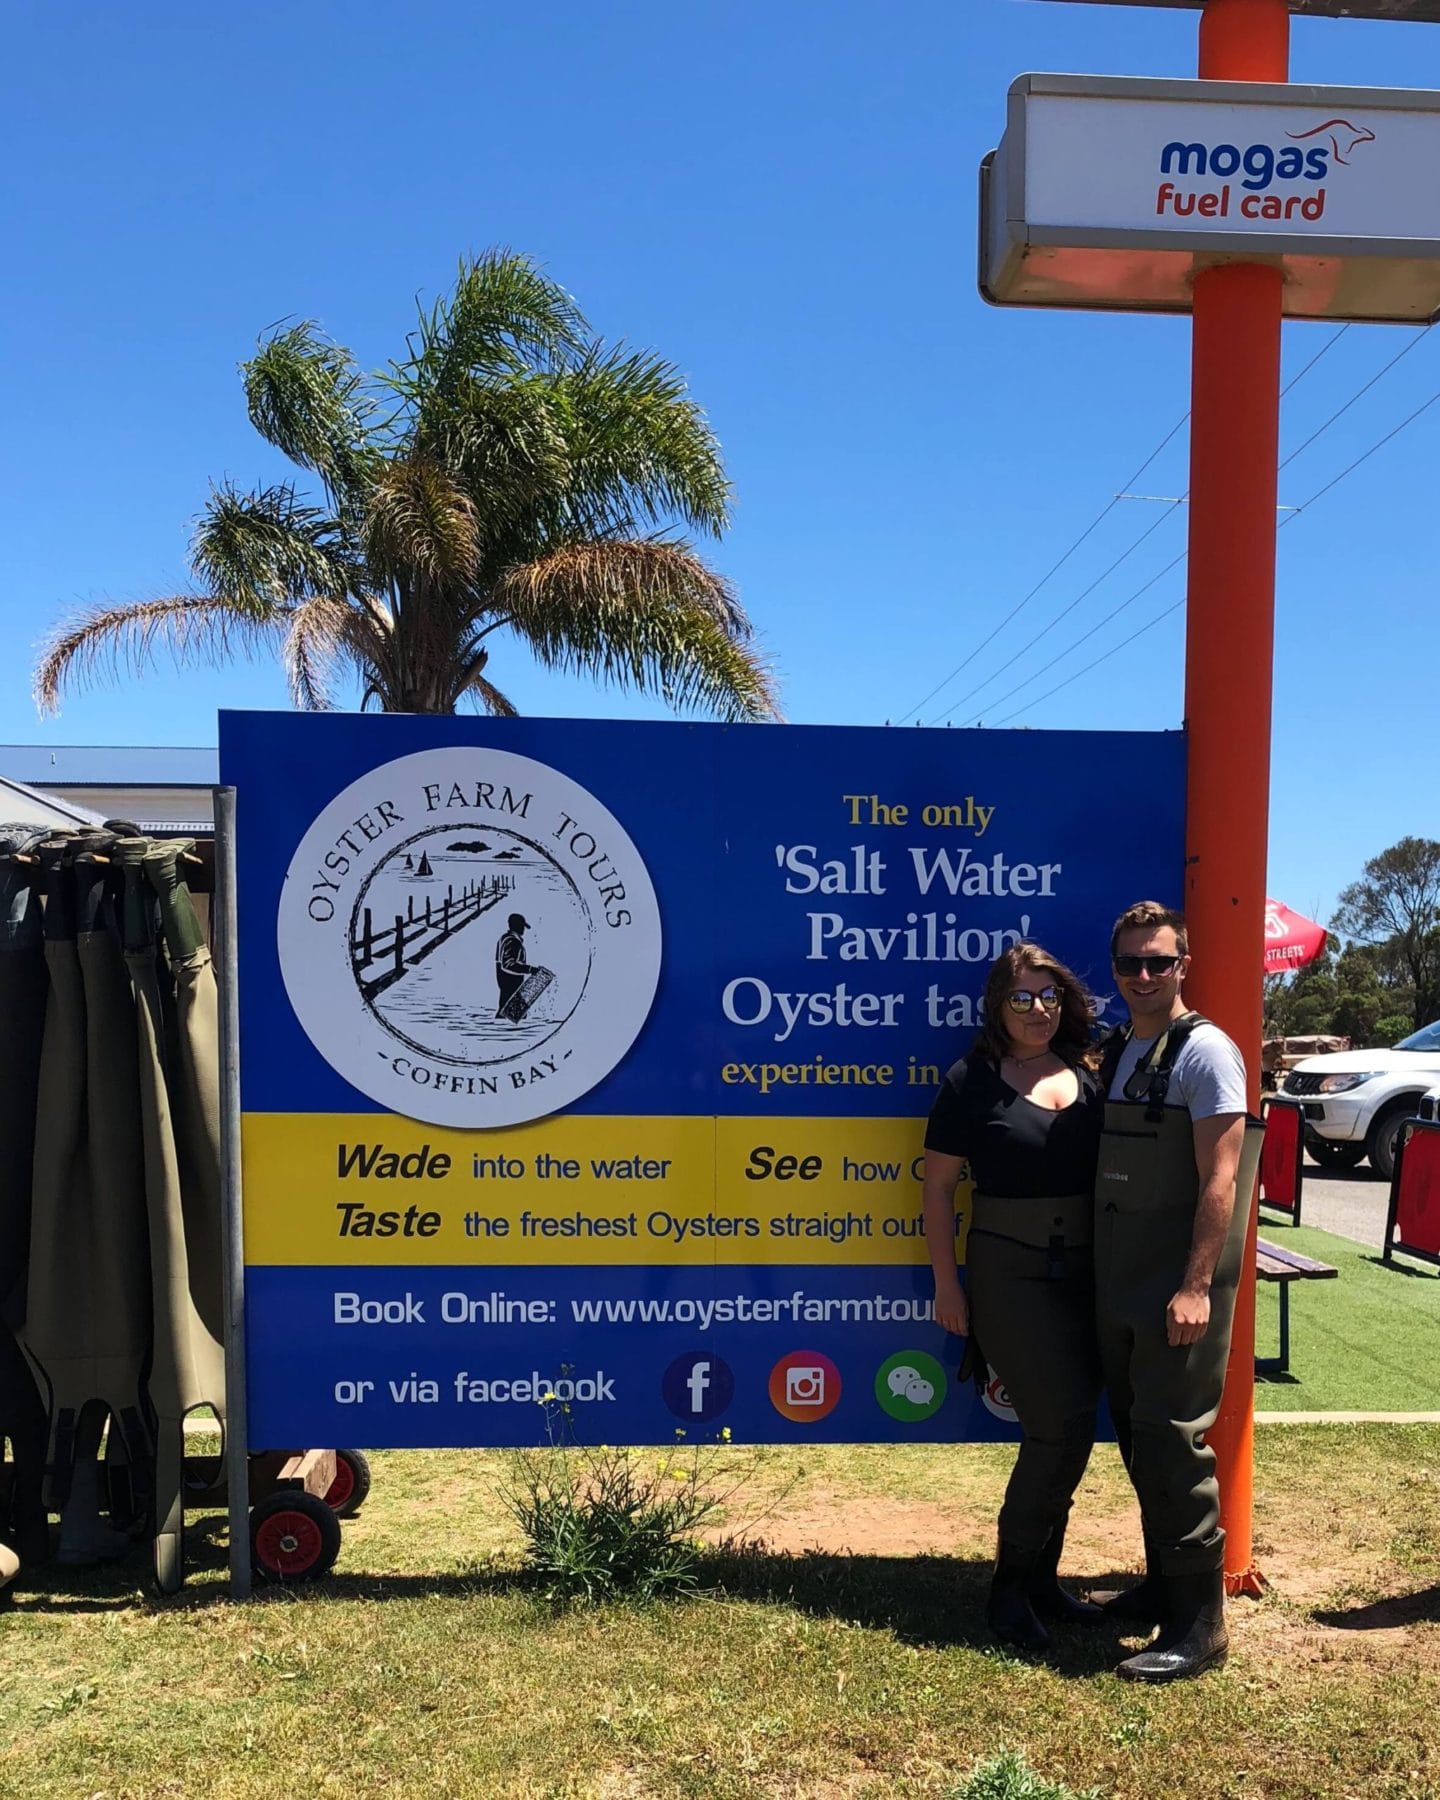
[36,252,778,721]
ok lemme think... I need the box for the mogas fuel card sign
[221,714,1184,1448]
[982,75,1440,323]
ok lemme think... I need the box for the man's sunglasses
[1114,954,1181,978]
[1005,985,1063,1014]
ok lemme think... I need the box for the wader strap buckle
[1120,1011,1209,1121]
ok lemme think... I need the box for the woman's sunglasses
[1005,985,1063,1014]
[1113,954,1181,978]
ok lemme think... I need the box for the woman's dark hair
[973,942,1099,1070]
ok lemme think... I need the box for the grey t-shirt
[1108,1021,1248,1121]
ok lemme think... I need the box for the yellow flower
[540,1391,557,1404]
[673,1428,687,1440]
[720,1426,732,1443]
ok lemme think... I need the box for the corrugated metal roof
[0,745,219,785]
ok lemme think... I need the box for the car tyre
[1305,1139,1367,1173]
[1366,1100,1418,1185]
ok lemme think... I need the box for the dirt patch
[723,1483,1440,1668]
[726,1496,977,1559]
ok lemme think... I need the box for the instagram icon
[768,1351,842,1423]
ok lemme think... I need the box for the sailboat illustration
[416,850,433,877]
[404,853,414,871]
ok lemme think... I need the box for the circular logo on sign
[767,1350,842,1423]
[277,747,661,1127]
[661,1352,735,1425]
[873,1350,947,1423]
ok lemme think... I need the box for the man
[1095,899,1257,1683]
[495,913,535,1020]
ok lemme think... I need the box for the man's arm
[1167,1112,1245,1347]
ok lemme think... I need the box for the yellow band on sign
[241,1113,969,1267]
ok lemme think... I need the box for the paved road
[1271,1155,1389,1250]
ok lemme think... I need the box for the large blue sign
[221,713,1184,1448]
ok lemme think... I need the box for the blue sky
[2,0,1436,925]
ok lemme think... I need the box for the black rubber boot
[1029,1521,1104,1625]
[1101,1533,1168,1626]
[1115,1568,1228,1683]
[987,1543,1050,1654]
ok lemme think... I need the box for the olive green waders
[969,1190,1104,1651]
[1095,1041,1263,1578]
[0,835,50,1566]
[967,1191,1100,1552]
[25,842,152,1538]
[116,838,226,1593]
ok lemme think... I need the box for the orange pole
[1186,0,1289,1597]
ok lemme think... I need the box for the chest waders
[969,1187,1105,1651]
[0,837,50,1570]
[1095,1018,1263,1581]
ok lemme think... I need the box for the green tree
[1332,837,1440,1031]
[36,252,778,721]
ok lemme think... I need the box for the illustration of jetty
[351,871,516,1000]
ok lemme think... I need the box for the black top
[923,1053,1103,1197]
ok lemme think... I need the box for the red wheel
[323,1448,372,1518]
[250,1492,341,1584]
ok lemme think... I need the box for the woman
[922,942,1104,1654]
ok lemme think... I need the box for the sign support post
[1185,0,1290,1596]
[215,784,252,1600]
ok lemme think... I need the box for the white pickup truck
[1281,1018,1440,1179]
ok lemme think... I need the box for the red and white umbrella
[1263,898,1328,975]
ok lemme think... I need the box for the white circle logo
[277,747,661,1127]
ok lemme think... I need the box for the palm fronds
[38,251,776,722]
[190,482,357,612]
[243,322,375,511]
[492,540,779,722]
[552,346,731,540]
[35,594,288,715]
[364,457,480,595]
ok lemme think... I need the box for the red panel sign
[1392,1122,1440,1263]
[1260,1097,1304,1221]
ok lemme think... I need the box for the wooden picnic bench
[1255,1236,1339,1377]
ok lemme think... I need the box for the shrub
[499,1418,775,1606]
[946,1748,1105,1800]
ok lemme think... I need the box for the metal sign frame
[981,72,1440,321]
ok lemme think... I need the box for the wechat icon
[874,1350,948,1423]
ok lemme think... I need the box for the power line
[990,597,1186,727]
[1280,321,1351,399]
[935,502,1184,722]
[985,344,1440,727]
[966,548,1188,725]
[1279,323,1428,470]
[907,324,1352,728]
[1284,378,1440,519]
[892,411,1188,724]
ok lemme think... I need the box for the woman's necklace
[1005,1047,1054,1065]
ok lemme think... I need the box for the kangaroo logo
[1286,118,1377,165]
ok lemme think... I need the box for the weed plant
[947,1748,1103,1800]
[500,1409,781,1605]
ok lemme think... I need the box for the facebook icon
[661,1351,735,1424]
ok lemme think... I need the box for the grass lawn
[1253,1219,1440,1412]
[4,1426,1440,1798]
